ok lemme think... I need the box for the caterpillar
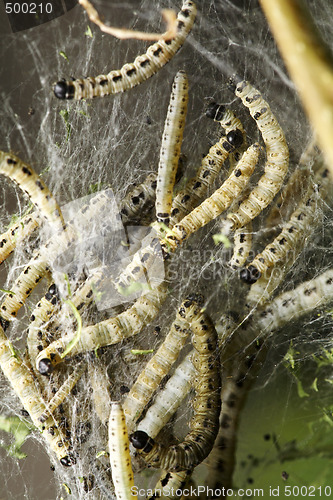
[163,143,261,253]
[0,212,41,266]
[226,78,289,230]
[120,173,157,223]
[254,268,333,335]
[36,283,168,374]
[130,299,221,471]
[169,114,245,227]
[240,166,330,284]
[205,339,268,491]
[148,469,192,499]
[27,283,61,363]
[265,138,320,229]
[205,103,247,171]
[136,352,196,439]
[38,364,85,423]
[54,1,197,100]
[0,151,66,232]
[123,296,196,432]
[228,221,253,269]
[108,402,137,500]
[155,71,188,226]
[0,324,74,466]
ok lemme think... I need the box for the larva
[149,469,192,500]
[254,268,333,335]
[155,71,188,226]
[54,1,197,100]
[120,173,157,223]
[0,324,74,465]
[163,143,261,253]
[240,166,330,284]
[205,103,247,171]
[123,297,196,432]
[38,364,85,423]
[136,352,196,439]
[130,300,221,471]
[169,123,244,227]
[36,283,168,374]
[226,79,289,230]
[27,283,61,364]
[108,402,137,500]
[228,221,253,269]
[205,340,267,491]
[0,212,41,266]
[0,152,66,232]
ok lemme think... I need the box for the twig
[259,0,333,176]
[79,0,177,41]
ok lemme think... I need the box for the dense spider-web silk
[0,0,333,499]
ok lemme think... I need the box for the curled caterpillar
[130,298,221,471]
[120,173,157,223]
[54,1,196,100]
[226,78,289,230]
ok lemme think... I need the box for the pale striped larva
[54,1,197,100]
[123,296,196,432]
[27,283,61,363]
[136,352,196,439]
[240,166,330,284]
[0,324,74,466]
[169,116,245,226]
[0,151,66,232]
[254,268,333,335]
[108,402,137,500]
[226,78,289,230]
[205,103,247,171]
[228,221,253,269]
[155,70,188,226]
[0,212,41,266]
[130,299,221,471]
[36,283,168,374]
[38,363,85,423]
[149,469,192,500]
